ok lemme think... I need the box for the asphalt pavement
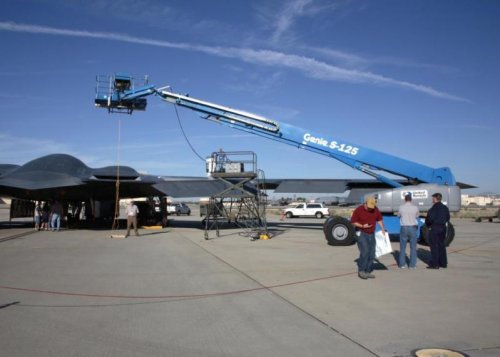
[1,210,499,357]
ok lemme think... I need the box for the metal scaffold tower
[201,151,268,240]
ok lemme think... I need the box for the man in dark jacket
[425,193,450,269]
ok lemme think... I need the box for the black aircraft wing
[0,154,475,202]
[153,177,248,198]
[262,178,475,192]
[0,154,255,201]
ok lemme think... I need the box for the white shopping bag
[375,231,392,258]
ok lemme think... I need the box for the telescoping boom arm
[155,88,456,188]
[95,74,464,246]
[95,74,456,189]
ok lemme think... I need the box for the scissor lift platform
[203,151,268,240]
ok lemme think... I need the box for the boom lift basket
[95,74,152,114]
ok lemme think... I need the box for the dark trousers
[356,231,376,273]
[429,225,447,268]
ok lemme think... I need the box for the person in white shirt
[125,200,140,237]
[34,201,42,231]
[398,193,420,268]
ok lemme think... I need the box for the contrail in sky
[270,0,314,44]
[0,21,469,102]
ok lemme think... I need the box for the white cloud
[311,47,457,73]
[0,21,469,102]
[271,0,314,44]
[260,0,340,46]
[214,48,470,102]
[309,47,367,68]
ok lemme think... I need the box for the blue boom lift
[95,74,463,246]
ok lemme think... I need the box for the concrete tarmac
[0,212,499,357]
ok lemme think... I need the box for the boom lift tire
[419,223,455,247]
[324,216,355,246]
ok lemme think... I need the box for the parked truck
[284,203,330,219]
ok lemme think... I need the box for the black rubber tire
[286,212,293,218]
[315,212,323,219]
[323,216,355,246]
[445,223,455,246]
[420,222,455,247]
[419,225,429,245]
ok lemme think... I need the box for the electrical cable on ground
[1,236,498,300]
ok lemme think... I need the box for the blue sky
[1,0,499,194]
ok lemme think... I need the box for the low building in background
[462,194,500,206]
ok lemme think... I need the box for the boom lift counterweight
[95,74,463,246]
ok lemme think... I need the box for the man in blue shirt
[425,193,450,269]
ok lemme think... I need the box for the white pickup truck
[167,203,191,216]
[283,203,330,219]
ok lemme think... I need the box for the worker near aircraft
[50,200,64,231]
[125,200,140,237]
[398,193,420,269]
[34,201,42,231]
[351,197,387,279]
[425,193,450,269]
[41,201,50,231]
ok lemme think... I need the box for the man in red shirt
[351,196,387,279]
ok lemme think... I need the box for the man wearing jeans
[351,196,386,279]
[398,193,419,269]
[50,200,63,231]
